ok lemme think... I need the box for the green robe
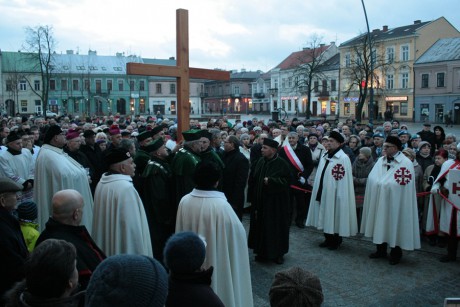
[171,146,201,205]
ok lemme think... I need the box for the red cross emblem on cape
[394,167,412,185]
[331,164,345,181]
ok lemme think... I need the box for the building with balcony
[339,17,460,121]
[203,70,262,115]
[251,72,271,114]
[414,37,460,124]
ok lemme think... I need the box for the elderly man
[92,148,152,257]
[132,130,153,197]
[34,125,94,233]
[0,131,34,203]
[176,161,253,307]
[0,178,28,302]
[36,189,106,289]
[306,131,358,250]
[107,124,122,150]
[361,136,420,265]
[80,129,104,194]
[371,133,385,161]
[248,138,291,264]
[279,132,313,228]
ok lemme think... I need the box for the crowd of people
[0,112,459,306]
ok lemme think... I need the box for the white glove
[431,183,440,195]
[299,177,306,185]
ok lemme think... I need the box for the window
[118,80,124,91]
[35,100,42,114]
[345,53,351,67]
[437,72,445,87]
[401,45,409,61]
[421,74,429,88]
[61,79,67,91]
[107,80,113,91]
[20,80,27,91]
[400,102,408,116]
[288,77,292,88]
[314,81,319,92]
[386,47,394,63]
[170,84,176,94]
[281,78,286,89]
[401,73,409,89]
[233,86,240,95]
[386,74,394,89]
[129,80,135,91]
[139,80,145,91]
[49,79,56,90]
[331,80,337,91]
[34,80,40,91]
[72,80,79,91]
[95,80,102,94]
[274,79,278,89]
[344,102,350,114]
[76,65,85,70]
[139,98,145,113]
[322,80,327,92]
[156,84,162,94]
[6,80,13,91]
[84,79,90,91]
[21,100,28,112]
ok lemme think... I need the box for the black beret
[137,131,151,142]
[6,131,22,143]
[83,130,96,138]
[105,148,132,166]
[263,138,279,149]
[328,131,345,143]
[182,129,202,142]
[144,138,164,153]
[385,136,402,151]
[43,125,63,144]
[151,124,166,136]
[198,130,212,141]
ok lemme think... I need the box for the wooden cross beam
[127,9,230,138]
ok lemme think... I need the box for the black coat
[80,144,104,192]
[278,143,313,189]
[166,267,224,307]
[0,208,28,301]
[35,218,106,289]
[222,149,249,218]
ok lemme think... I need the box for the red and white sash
[283,145,304,173]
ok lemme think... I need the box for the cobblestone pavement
[242,215,460,307]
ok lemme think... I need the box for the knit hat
[163,231,206,274]
[6,131,22,144]
[402,148,416,161]
[328,131,345,143]
[17,201,37,221]
[43,125,63,144]
[359,147,372,158]
[85,255,168,307]
[269,267,324,307]
[104,148,132,166]
[385,136,402,151]
[418,141,431,150]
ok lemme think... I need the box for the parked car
[44,111,58,117]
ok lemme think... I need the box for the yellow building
[339,17,460,121]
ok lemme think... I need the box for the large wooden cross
[127,9,230,138]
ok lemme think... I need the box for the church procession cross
[127,9,230,139]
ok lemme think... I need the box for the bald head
[51,189,84,226]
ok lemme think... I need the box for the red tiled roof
[275,45,330,70]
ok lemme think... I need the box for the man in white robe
[0,131,34,203]
[361,136,421,265]
[306,131,358,250]
[176,161,253,307]
[427,149,460,262]
[34,125,94,233]
[92,147,152,257]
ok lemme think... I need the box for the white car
[45,111,58,117]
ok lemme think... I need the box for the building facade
[414,37,460,124]
[339,17,460,121]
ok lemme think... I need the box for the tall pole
[361,0,374,124]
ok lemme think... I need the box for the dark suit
[222,148,249,220]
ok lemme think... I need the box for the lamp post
[361,0,374,124]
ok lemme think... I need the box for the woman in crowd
[433,126,446,151]
[352,147,375,228]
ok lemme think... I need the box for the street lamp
[361,0,374,124]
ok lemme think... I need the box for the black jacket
[278,143,313,189]
[222,148,249,218]
[0,208,28,302]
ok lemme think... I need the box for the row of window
[344,45,410,67]
[421,72,445,88]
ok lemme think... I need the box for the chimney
[382,25,388,32]
[88,50,97,55]
[414,20,421,24]
[66,50,74,55]
[169,56,175,60]
[320,43,325,47]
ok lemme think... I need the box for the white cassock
[306,149,358,236]
[92,173,153,257]
[176,189,253,307]
[34,144,94,233]
[426,160,460,235]
[361,153,421,250]
[0,148,34,202]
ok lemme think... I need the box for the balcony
[254,92,265,98]
[268,88,278,96]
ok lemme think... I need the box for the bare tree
[292,35,331,119]
[23,25,56,118]
[341,35,386,121]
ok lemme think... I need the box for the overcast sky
[0,0,459,72]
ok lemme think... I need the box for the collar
[189,189,227,200]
